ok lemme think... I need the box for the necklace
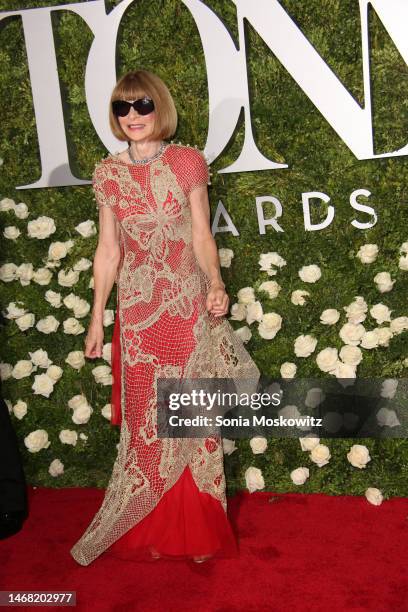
[127,141,166,165]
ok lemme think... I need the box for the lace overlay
[70,143,260,566]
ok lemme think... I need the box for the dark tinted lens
[112,100,131,117]
[135,98,155,115]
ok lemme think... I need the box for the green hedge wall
[0,0,407,498]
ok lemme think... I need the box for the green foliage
[0,0,407,495]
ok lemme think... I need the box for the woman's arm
[190,185,229,317]
[85,206,121,357]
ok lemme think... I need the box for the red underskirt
[105,464,239,562]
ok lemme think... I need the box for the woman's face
[117,94,156,143]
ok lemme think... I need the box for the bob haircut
[109,70,178,142]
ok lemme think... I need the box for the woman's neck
[128,139,163,161]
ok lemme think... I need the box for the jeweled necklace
[127,141,165,165]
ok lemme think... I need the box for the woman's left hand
[206,282,229,317]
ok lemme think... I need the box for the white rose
[278,404,301,420]
[72,404,93,425]
[15,313,35,331]
[48,240,74,261]
[380,378,398,399]
[0,262,17,282]
[360,330,379,349]
[374,271,395,293]
[13,399,28,420]
[218,248,234,268]
[72,298,90,319]
[347,444,371,468]
[390,316,408,334]
[290,467,310,485]
[365,487,383,506]
[102,343,112,364]
[89,276,94,289]
[344,297,367,324]
[332,361,357,383]
[0,363,13,380]
[245,466,265,493]
[79,433,88,441]
[305,388,325,408]
[4,226,20,240]
[4,301,27,319]
[375,327,393,347]
[246,301,263,325]
[16,263,34,286]
[299,437,320,451]
[14,202,29,219]
[399,254,408,271]
[32,373,55,398]
[33,267,53,285]
[222,438,237,455]
[75,220,96,238]
[63,293,76,309]
[230,303,246,321]
[103,310,115,327]
[249,436,268,454]
[12,359,34,379]
[36,315,60,334]
[291,290,310,306]
[63,317,85,335]
[46,365,63,382]
[29,349,52,368]
[0,197,15,211]
[101,404,112,420]
[58,268,80,287]
[258,280,281,299]
[68,394,89,411]
[294,334,317,357]
[259,252,286,271]
[73,257,92,272]
[49,459,64,477]
[280,362,297,379]
[298,264,321,283]
[237,287,256,305]
[339,322,365,346]
[92,364,112,386]
[59,429,78,445]
[310,443,331,467]
[24,429,51,453]
[376,407,400,428]
[45,290,62,308]
[356,243,378,263]
[320,308,340,325]
[370,303,392,324]
[258,312,282,340]
[27,215,56,239]
[316,347,338,373]
[400,241,408,254]
[234,326,252,343]
[339,345,362,366]
[65,350,85,370]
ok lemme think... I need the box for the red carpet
[0,485,407,612]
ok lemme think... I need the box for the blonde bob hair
[109,70,177,141]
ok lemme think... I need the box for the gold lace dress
[70,143,260,565]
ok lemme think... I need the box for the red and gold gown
[70,143,260,565]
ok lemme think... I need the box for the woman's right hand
[85,318,104,358]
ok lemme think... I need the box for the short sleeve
[183,148,210,197]
[92,163,111,210]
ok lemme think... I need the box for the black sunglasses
[112,97,155,117]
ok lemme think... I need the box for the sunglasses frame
[112,96,155,117]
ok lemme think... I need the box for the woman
[70,69,260,566]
